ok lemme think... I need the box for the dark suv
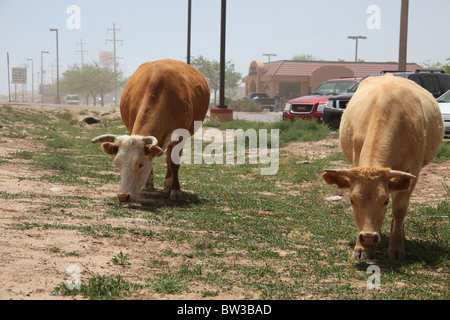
[323,70,450,129]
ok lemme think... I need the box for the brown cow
[92,59,210,202]
[323,74,444,260]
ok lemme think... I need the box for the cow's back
[340,74,443,172]
[120,59,210,147]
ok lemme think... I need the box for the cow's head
[92,134,164,202]
[322,167,415,249]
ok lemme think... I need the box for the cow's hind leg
[164,145,182,200]
[389,178,416,260]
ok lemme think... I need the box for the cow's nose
[359,232,379,248]
[117,193,131,202]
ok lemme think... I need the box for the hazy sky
[1,0,450,96]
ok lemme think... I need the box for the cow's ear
[102,142,118,156]
[144,145,164,158]
[388,171,416,191]
[322,170,351,189]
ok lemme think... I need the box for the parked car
[282,78,361,122]
[324,70,450,129]
[64,95,80,105]
[437,89,450,141]
[245,92,275,111]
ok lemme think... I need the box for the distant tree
[58,62,124,106]
[421,58,450,73]
[291,53,324,61]
[191,55,241,105]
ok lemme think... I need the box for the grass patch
[52,274,142,300]
[434,141,450,162]
[203,118,330,146]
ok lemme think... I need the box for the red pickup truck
[282,78,361,122]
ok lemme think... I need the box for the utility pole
[398,0,409,71]
[27,58,34,102]
[7,52,11,102]
[49,28,60,103]
[76,39,88,66]
[187,0,192,65]
[218,0,227,109]
[106,23,123,107]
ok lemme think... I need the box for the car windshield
[437,90,450,103]
[312,80,358,96]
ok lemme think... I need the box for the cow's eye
[350,198,355,205]
[138,162,145,169]
[384,199,389,206]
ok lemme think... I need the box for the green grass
[52,274,142,300]
[203,118,331,146]
[435,141,450,162]
[2,105,449,300]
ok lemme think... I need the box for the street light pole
[187,0,192,65]
[262,53,277,63]
[49,28,60,103]
[26,58,34,102]
[347,35,366,62]
[218,0,227,109]
[40,51,49,86]
[398,0,409,71]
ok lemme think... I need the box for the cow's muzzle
[117,193,132,202]
[358,232,380,248]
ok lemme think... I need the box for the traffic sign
[12,67,27,84]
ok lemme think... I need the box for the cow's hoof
[170,189,183,200]
[143,183,155,191]
[388,247,405,260]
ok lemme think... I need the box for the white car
[64,95,80,105]
[437,89,450,141]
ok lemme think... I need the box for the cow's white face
[322,168,415,254]
[96,135,163,202]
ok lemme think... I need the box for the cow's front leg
[143,169,155,191]
[388,186,415,260]
[165,145,182,200]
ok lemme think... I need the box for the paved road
[230,111,283,122]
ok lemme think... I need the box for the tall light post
[398,0,409,71]
[26,58,34,102]
[218,0,227,109]
[187,0,192,65]
[40,51,49,85]
[347,35,366,62]
[49,28,60,103]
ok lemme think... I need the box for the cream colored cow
[323,74,444,260]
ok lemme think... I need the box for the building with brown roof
[242,60,422,100]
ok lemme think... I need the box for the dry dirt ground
[0,105,448,300]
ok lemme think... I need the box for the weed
[52,274,142,299]
[111,251,131,266]
[151,274,186,294]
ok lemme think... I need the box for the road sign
[39,84,52,95]
[12,68,27,84]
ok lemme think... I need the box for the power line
[106,23,123,107]
[76,39,88,66]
